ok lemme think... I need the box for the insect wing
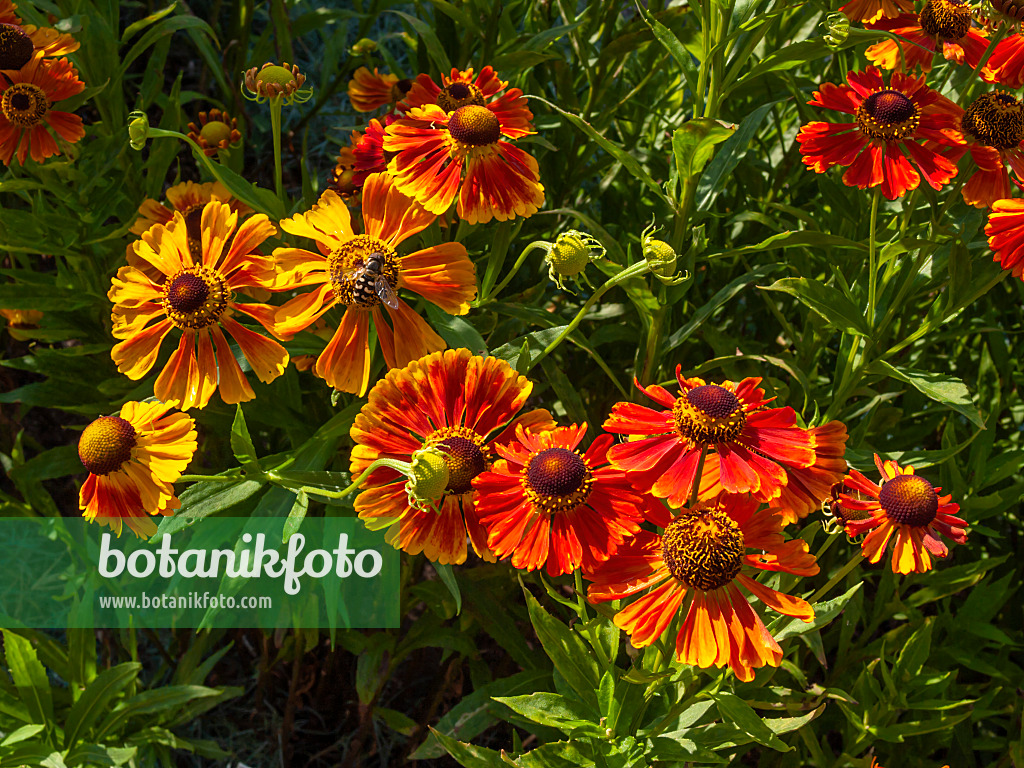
[375,275,400,309]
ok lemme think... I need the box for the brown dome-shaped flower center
[438,435,487,494]
[448,105,501,147]
[0,82,48,128]
[856,89,921,142]
[521,446,592,515]
[661,506,745,591]
[79,416,137,475]
[326,234,399,308]
[436,81,485,113]
[162,265,229,329]
[672,384,747,444]
[962,91,1024,150]
[199,120,232,146]
[920,0,972,40]
[991,0,1024,19]
[878,474,939,526]
[391,78,413,102]
[0,23,33,70]
[829,482,874,524]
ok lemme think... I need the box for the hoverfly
[348,252,399,309]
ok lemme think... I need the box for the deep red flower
[985,198,1024,279]
[865,1,989,73]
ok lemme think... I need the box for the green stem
[480,221,515,299]
[269,97,285,207]
[867,187,881,329]
[688,444,709,509]
[958,23,1008,107]
[483,240,547,303]
[178,473,242,483]
[807,552,863,605]
[266,457,413,501]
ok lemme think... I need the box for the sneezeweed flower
[348,67,412,112]
[0,22,78,71]
[109,202,289,409]
[769,421,850,524]
[542,230,605,292]
[0,2,19,25]
[352,115,396,188]
[399,66,535,138]
[384,103,545,224]
[473,423,661,577]
[981,27,1024,88]
[130,180,251,237]
[0,307,42,340]
[77,401,197,539]
[940,91,1024,208]
[349,348,554,565]
[271,174,477,396]
[984,198,1024,278]
[242,62,312,105]
[866,1,989,73]
[587,494,818,682]
[329,129,363,202]
[604,369,818,509]
[838,0,913,23]
[186,109,241,157]
[0,56,84,165]
[641,224,689,285]
[839,454,967,574]
[797,67,960,200]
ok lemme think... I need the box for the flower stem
[688,444,709,509]
[269,97,286,207]
[807,551,864,605]
[482,240,549,303]
[867,187,881,329]
[178,473,242,483]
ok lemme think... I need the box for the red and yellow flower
[350,348,553,564]
[348,66,411,112]
[0,20,78,71]
[604,370,822,510]
[588,494,818,682]
[0,2,19,24]
[473,423,662,577]
[383,98,544,224]
[981,32,1024,89]
[838,0,913,23]
[329,128,363,202]
[399,66,534,137]
[186,108,241,157]
[865,1,988,73]
[985,198,1024,279]
[272,174,476,396]
[109,202,289,409]
[77,401,197,539]
[0,56,83,165]
[797,67,961,199]
[130,180,251,237]
[839,454,967,574]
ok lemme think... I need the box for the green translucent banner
[0,517,399,629]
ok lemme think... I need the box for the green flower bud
[405,446,451,511]
[127,110,150,151]
[544,230,605,292]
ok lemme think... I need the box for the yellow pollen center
[1,83,48,128]
[919,0,972,40]
[256,65,296,87]
[199,120,232,146]
[436,81,485,113]
[0,23,32,70]
[162,265,229,330]
[856,89,921,142]
[547,233,592,277]
[962,91,1024,150]
[78,416,137,475]
[661,506,745,591]
[878,474,940,526]
[672,384,747,444]
[326,234,399,308]
[447,105,501,147]
[521,446,592,516]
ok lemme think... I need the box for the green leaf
[2,630,54,725]
[522,587,600,711]
[1,723,45,746]
[434,563,462,615]
[632,0,698,71]
[673,120,735,180]
[155,479,264,536]
[494,692,599,731]
[870,360,984,428]
[120,1,177,42]
[95,686,221,740]
[388,10,451,73]
[761,277,871,336]
[426,304,487,354]
[710,692,792,751]
[230,405,261,471]
[63,663,141,748]
[429,727,506,768]
[775,583,862,640]
[282,490,309,543]
[696,102,777,210]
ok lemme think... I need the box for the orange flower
[384,103,544,224]
[78,401,197,539]
[797,67,961,200]
[348,66,411,112]
[985,198,1024,278]
[588,495,818,682]
[350,349,553,565]
[0,21,77,71]
[186,108,242,156]
[130,180,252,236]
[838,0,913,23]
[473,423,662,577]
[604,370,822,509]
[840,454,967,574]
[329,128,363,202]
[981,33,1024,88]
[399,66,534,138]
[0,56,83,165]
[937,91,1024,208]
[109,201,289,409]
[0,2,19,24]
[271,174,477,396]
[865,1,988,73]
